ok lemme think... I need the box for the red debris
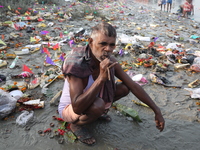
[44,128,51,133]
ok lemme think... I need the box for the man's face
[89,33,116,62]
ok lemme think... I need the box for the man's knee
[115,82,130,99]
[121,83,130,96]
[89,97,105,116]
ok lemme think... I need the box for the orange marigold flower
[58,74,64,79]
[123,69,128,72]
[21,87,27,91]
[48,79,53,82]
[0,87,5,90]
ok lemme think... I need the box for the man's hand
[155,113,165,132]
[99,58,117,81]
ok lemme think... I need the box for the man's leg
[74,97,106,125]
[69,97,105,145]
[167,3,169,12]
[98,82,130,121]
[182,10,186,17]
[66,83,129,145]
[114,82,130,102]
[169,3,172,12]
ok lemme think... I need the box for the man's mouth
[100,55,110,61]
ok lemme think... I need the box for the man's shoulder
[62,45,92,78]
[65,46,87,61]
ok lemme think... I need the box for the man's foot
[98,114,112,122]
[70,124,96,146]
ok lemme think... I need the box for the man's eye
[99,42,115,47]
[110,44,115,47]
[99,42,107,46]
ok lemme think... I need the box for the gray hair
[90,22,117,39]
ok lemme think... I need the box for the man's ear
[88,38,93,45]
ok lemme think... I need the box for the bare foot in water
[70,124,96,146]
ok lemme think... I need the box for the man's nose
[105,45,113,52]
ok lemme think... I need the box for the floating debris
[132,100,149,108]
[188,79,200,88]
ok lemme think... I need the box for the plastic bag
[190,64,200,72]
[193,57,200,65]
[166,43,183,51]
[16,110,34,127]
[126,70,148,86]
[9,90,23,100]
[184,88,200,99]
[0,89,17,119]
[190,57,200,72]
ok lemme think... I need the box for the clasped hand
[99,58,118,81]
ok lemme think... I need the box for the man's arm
[114,63,160,113]
[113,57,165,131]
[191,4,194,15]
[67,75,104,115]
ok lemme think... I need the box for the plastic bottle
[74,28,85,37]
[9,56,19,69]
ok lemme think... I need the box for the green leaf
[112,103,142,122]
[62,121,67,127]
[4,21,12,24]
[45,89,54,97]
[64,131,77,143]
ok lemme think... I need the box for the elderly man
[58,22,165,145]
